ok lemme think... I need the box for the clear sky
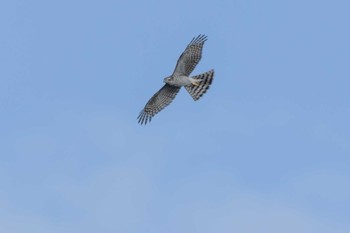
[1,0,349,232]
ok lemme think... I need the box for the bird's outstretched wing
[172,34,207,76]
[138,84,181,125]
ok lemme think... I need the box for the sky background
[1,0,350,232]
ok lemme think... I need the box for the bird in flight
[138,35,214,125]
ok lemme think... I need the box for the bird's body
[138,35,214,125]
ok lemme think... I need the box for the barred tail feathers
[185,69,214,101]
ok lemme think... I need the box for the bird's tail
[185,69,214,101]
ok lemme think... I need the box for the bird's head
[164,77,173,84]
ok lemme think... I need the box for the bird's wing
[138,84,181,125]
[172,35,207,77]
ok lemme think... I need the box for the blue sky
[1,0,349,232]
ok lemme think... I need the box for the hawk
[138,35,214,125]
